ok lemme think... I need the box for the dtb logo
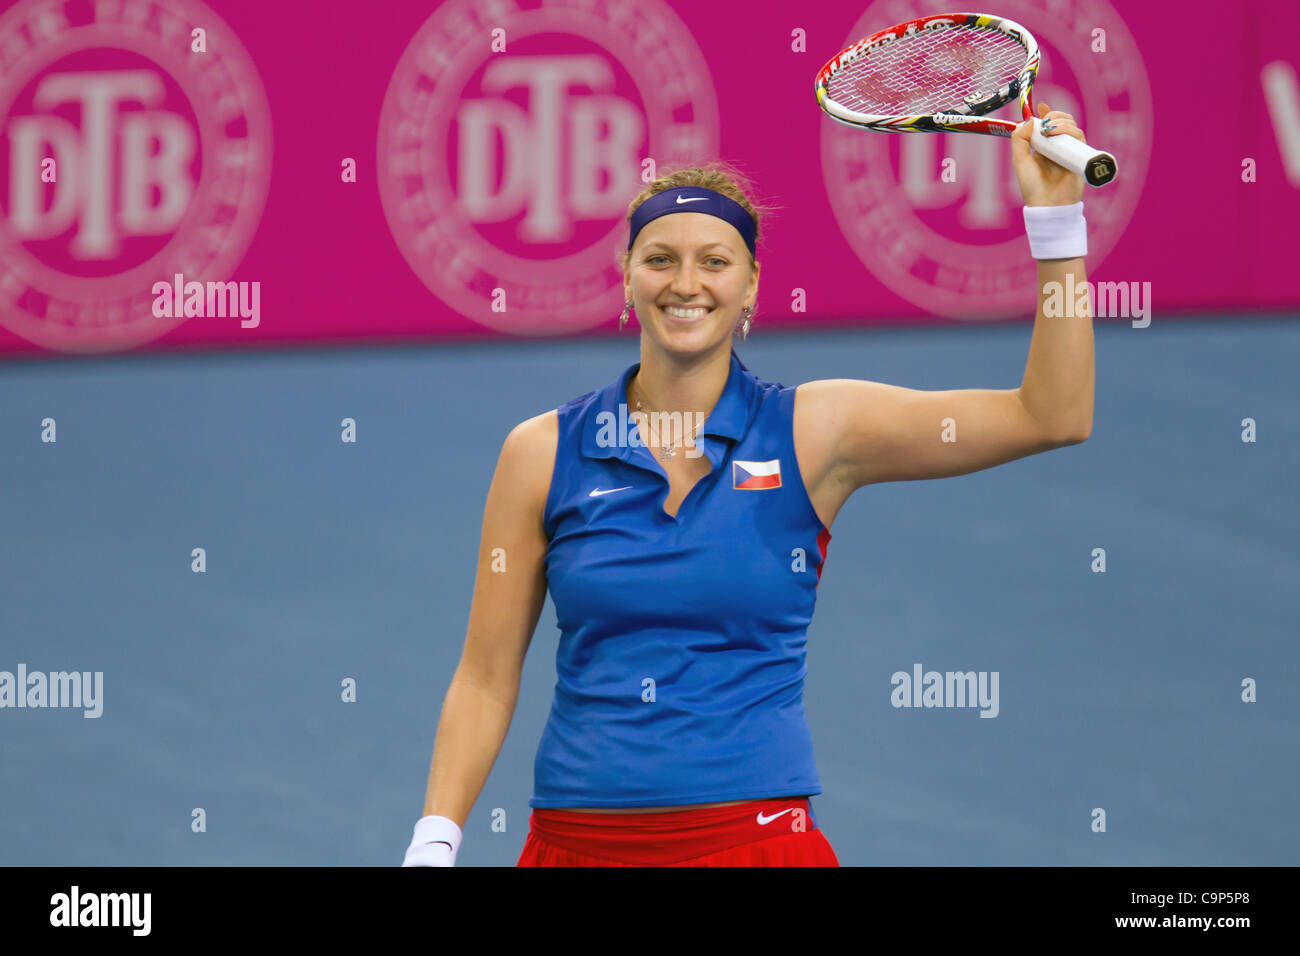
[9,70,194,260]
[458,56,644,242]
[377,0,720,334]
[820,0,1151,319]
[0,0,271,352]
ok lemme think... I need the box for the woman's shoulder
[492,411,560,532]
[510,372,614,453]
[502,409,559,464]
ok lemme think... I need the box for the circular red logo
[0,0,272,352]
[376,0,720,335]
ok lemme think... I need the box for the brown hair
[619,161,777,277]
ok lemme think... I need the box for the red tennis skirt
[516,796,838,866]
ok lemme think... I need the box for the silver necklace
[631,380,705,462]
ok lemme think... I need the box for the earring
[739,305,753,341]
[619,299,632,330]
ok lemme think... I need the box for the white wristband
[402,815,462,867]
[1023,202,1087,260]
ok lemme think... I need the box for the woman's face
[624,213,759,356]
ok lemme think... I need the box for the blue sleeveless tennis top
[530,348,832,809]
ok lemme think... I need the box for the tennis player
[403,105,1094,867]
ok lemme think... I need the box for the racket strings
[828,26,1026,116]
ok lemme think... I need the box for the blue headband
[627,186,757,259]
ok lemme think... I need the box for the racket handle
[1030,117,1117,187]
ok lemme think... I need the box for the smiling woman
[610,164,773,463]
[618,163,773,334]
[508,163,848,862]
[404,133,1095,866]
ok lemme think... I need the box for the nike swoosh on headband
[675,196,708,204]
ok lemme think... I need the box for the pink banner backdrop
[0,0,1296,356]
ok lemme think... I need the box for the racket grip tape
[1029,117,1117,187]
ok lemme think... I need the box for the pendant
[658,444,676,462]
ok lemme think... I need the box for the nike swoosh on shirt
[756,808,796,825]
[588,486,632,497]
[675,196,708,204]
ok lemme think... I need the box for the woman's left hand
[1011,102,1087,207]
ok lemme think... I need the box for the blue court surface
[1,317,1297,866]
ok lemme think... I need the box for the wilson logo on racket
[733,459,781,490]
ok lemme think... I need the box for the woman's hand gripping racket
[814,12,1117,186]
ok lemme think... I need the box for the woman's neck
[630,342,732,418]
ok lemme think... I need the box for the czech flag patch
[733,459,782,490]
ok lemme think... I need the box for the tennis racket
[815,11,1117,186]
